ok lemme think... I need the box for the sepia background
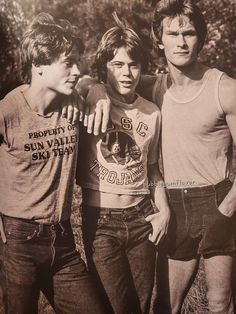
[0,0,236,313]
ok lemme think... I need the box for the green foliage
[0,0,236,97]
[0,0,26,97]
[199,0,236,77]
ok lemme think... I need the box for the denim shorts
[163,179,235,260]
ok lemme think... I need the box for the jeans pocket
[214,184,232,220]
[4,222,38,243]
[216,207,232,220]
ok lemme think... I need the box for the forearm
[218,178,236,217]
[148,164,170,213]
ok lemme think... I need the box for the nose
[176,34,186,47]
[71,63,81,76]
[122,64,131,76]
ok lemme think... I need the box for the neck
[106,85,136,104]
[23,83,60,116]
[167,61,209,87]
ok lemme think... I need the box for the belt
[85,195,154,217]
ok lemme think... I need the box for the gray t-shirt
[0,85,79,223]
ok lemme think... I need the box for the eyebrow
[110,61,139,65]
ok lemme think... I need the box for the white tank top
[152,68,232,188]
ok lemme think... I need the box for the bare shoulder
[219,73,236,114]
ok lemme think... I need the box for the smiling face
[160,16,199,68]
[41,46,81,96]
[106,46,141,103]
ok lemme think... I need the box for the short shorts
[163,179,235,260]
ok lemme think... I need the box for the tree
[0,0,236,97]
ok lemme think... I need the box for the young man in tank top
[141,1,236,313]
[0,13,105,314]
[80,0,236,313]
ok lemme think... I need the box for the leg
[49,225,104,314]
[91,235,133,314]
[204,255,234,314]
[0,219,42,314]
[52,251,104,314]
[155,254,199,314]
[83,207,134,314]
[232,252,236,310]
[127,221,156,314]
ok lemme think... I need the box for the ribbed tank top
[152,68,232,188]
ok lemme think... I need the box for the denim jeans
[0,215,104,314]
[82,196,156,314]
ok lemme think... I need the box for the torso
[152,68,232,188]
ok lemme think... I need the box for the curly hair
[21,13,84,82]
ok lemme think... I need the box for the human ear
[158,44,164,50]
[32,63,43,75]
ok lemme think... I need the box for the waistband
[83,195,153,217]
[166,178,232,198]
[1,214,71,234]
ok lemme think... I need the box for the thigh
[204,255,233,305]
[92,233,133,314]
[52,248,104,314]
[164,191,201,260]
[156,255,199,314]
[127,221,156,314]
[0,228,40,314]
[83,212,133,314]
[200,180,235,256]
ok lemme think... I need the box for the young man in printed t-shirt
[77,17,170,314]
[0,13,104,314]
[80,1,236,313]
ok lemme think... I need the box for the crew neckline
[109,94,140,110]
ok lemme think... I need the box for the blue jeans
[82,196,156,314]
[0,215,104,314]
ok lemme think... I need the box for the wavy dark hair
[151,0,207,53]
[93,13,149,83]
[21,13,84,83]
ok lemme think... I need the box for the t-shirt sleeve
[147,110,161,165]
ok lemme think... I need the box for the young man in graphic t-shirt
[0,13,104,314]
[77,17,170,314]
[79,1,236,313]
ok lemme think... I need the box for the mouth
[119,81,133,88]
[174,51,189,55]
[66,80,77,87]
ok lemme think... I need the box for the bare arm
[217,74,236,217]
[145,163,170,245]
